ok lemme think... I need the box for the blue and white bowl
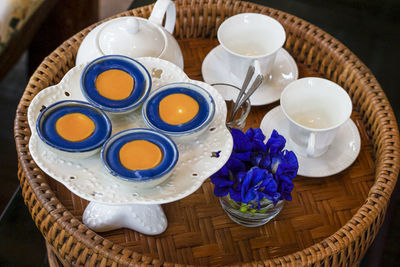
[101,128,178,188]
[80,55,151,114]
[36,100,112,158]
[142,82,215,139]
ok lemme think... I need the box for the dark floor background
[0,0,399,265]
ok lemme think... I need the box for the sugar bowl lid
[98,17,166,58]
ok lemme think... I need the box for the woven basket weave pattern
[14,0,399,266]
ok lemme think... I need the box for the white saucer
[260,106,361,177]
[202,45,298,105]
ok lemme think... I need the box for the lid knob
[126,18,139,34]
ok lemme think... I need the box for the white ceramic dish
[28,57,233,205]
[202,45,298,106]
[101,128,179,188]
[260,106,361,177]
[80,55,152,114]
[142,82,215,139]
[36,100,112,159]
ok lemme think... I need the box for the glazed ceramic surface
[202,46,298,106]
[217,13,286,80]
[101,128,178,188]
[83,202,167,235]
[28,57,233,204]
[142,82,215,139]
[260,106,361,177]
[76,0,183,68]
[80,55,152,113]
[280,77,353,157]
[36,100,112,158]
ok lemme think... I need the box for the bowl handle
[148,0,176,34]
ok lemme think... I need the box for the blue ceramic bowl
[142,82,215,139]
[80,55,151,113]
[36,100,112,158]
[101,128,178,188]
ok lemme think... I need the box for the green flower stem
[240,203,250,213]
[226,194,276,214]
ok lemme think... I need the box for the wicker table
[14,1,400,266]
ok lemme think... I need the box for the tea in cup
[280,77,352,157]
[217,13,286,81]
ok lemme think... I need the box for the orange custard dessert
[159,93,199,125]
[119,140,163,170]
[95,69,134,100]
[55,113,95,142]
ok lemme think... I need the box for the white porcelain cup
[217,13,286,81]
[280,77,353,158]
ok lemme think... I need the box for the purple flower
[210,157,246,198]
[279,180,294,201]
[231,128,252,153]
[245,128,267,152]
[274,150,298,182]
[230,129,252,162]
[211,128,299,209]
[231,128,268,162]
[255,152,271,170]
[266,130,286,155]
[226,156,246,174]
[241,167,278,207]
[257,137,298,182]
[210,166,233,197]
[229,171,245,202]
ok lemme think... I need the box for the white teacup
[280,77,352,157]
[217,13,286,81]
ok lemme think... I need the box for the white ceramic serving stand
[28,57,233,235]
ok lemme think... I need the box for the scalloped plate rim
[27,57,233,205]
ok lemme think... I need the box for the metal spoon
[228,65,255,122]
[230,74,263,120]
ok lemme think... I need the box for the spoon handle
[232,74,263,117]
[228,66,255,122]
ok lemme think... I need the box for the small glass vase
[219,195,284,227]
[211,83,251,130]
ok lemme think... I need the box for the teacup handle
[148,0,176,34]
[252,59,262,77]
[306,132,316,157]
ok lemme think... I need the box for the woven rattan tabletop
[14,1,400,266]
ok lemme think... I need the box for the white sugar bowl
[76,0,184,69]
